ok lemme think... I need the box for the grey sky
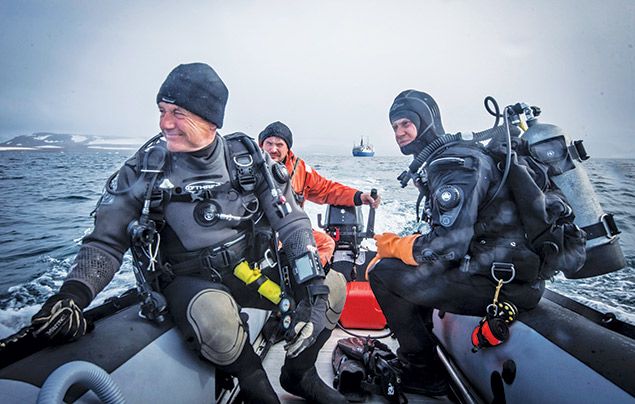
[0,0,633,157]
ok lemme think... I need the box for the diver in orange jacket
[259,121,381,266]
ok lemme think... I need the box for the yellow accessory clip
[233,261,282,304]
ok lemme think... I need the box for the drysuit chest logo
[185,181,221,193]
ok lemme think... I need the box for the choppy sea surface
[0,150,633,337]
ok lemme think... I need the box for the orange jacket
[313,229,336,267]
[284,150,360,207]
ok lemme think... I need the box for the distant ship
[352,137,375,157]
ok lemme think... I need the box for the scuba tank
[520,118,626,278]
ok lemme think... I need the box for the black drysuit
[64,134,345,374]
[369,143,544,362]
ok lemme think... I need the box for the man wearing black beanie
[29,63,348,404]
[259,121,381,271]
[259,121,294,151]
[157,62,228,130]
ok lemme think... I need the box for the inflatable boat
[0,204,633,404]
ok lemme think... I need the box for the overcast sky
[0,0,633,157]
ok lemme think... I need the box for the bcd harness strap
[582,213,620,241]
[224,134,258,192]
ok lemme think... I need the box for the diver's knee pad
[323,270,347,329]
[186,288,247,366]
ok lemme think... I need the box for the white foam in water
[0,306,40,338]
[0,254,137,338]
[0,257,73,337]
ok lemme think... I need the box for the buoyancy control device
[105,132,296,323]
[397,97,625,280]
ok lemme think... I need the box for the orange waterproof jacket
[284,150,360,207]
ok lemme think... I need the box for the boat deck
[262,327,453,403]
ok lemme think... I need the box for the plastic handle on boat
[365,188,378,238]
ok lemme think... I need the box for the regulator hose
[484,95,502,127]
[398,124,514,188]
[37,361,125,404]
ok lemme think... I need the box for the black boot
[218,343,280,404]
[280,365,347,404]
[280,329,347,404]
[238,368,281,404]
[398,352,449,397]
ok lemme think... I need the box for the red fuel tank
[339,281,387,330]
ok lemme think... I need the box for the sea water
[0,151,633,337]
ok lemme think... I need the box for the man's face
[261,136,289,162]
[392,118,418,147]
[159,102,216,152]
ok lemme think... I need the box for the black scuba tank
[520,119,626,278]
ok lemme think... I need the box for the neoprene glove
[373,233,419,266]
[284,295,328,358]
[31,282,90,343]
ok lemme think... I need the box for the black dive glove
[284,292,329,358]
[31,281,91,343]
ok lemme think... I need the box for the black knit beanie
[389,90,445,155]
[156,63,229,128]
[258,121,293,149]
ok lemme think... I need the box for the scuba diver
[259,120,381,266]
[28,63,348,404]
[367,90,573,397]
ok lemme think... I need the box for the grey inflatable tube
[37,360,125,404]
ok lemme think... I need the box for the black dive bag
[332,337,407,403]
